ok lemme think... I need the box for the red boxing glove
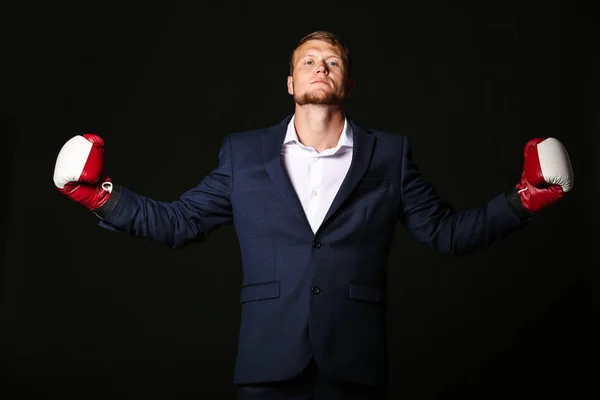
[516,137,573,214]
[53,133,113,210]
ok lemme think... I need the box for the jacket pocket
[240,280,281,303]
[349,283,384,303]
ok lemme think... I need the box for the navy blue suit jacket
[96,115,523,387]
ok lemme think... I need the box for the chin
[295,91,342,106]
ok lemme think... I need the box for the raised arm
[53,134,234,249]
[397,136,573,255]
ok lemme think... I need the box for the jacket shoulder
[349,116,406,140]
[369,128,406,143]
[227,116,290,145]
[352,119,408,148]
[228,127,269,141]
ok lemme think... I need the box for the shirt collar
[283,114,354,150]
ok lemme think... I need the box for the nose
[315,60,328,74]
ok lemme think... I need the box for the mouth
[311,80,330,85]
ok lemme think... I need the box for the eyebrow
[299,53,342,60]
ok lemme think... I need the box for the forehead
[294,40,343,59]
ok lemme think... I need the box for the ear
[287,76,294,95]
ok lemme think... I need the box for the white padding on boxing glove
[537,137,574,192]
[53,135,93,189]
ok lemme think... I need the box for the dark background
[2,1,598,399]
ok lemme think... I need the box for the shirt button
[311,286,321,295]
[311,190,318,196]
[312,240,322,249]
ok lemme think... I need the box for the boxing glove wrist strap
[505,187,532,222]
[93,184,122,219]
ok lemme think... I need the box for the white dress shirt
[280,115,354,234]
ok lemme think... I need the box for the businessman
[53,31,573,399]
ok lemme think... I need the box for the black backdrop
[2,2,598,399]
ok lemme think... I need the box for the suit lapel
[263,116,313,234]
[263,115,375,236]
[321,119,375,229]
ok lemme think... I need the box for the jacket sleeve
[397,136,524,255]
[94,135,234,249]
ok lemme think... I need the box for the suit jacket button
[311,286,321,295]
[312,240,322,249]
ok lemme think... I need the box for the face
[287,39,353,106]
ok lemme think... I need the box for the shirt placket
[307,152,325,233]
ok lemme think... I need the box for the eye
[304,60,314,65]
[328,61,339,67]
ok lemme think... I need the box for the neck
[292,105,345,153]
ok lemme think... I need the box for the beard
[294,89,343,106]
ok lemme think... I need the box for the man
[53,31,574,399]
